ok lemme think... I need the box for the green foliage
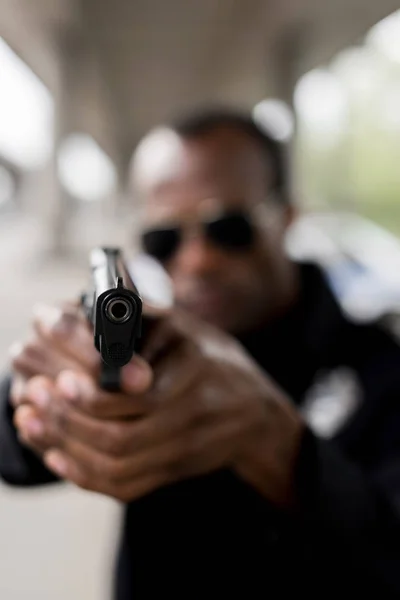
[295,46,400,237]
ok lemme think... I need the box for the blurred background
[1,0,400,598]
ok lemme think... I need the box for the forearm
[0,374,59,486]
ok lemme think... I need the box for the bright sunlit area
[0,37,53,170]
[57,134,118,203]
[293,8,400,237]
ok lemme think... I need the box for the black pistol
[82,247,143,392]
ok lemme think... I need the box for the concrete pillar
[42,25,127,258]
[269,26,305,110]
[266,27,310,203]
[41,29,83,257]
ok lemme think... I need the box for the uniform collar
[236,262,348,400]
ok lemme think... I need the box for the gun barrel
[90,247,120,298]
[83,246,143,390]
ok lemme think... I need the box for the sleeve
[294,424,400,594]
[290,321,400,593]
[0,374,60,486]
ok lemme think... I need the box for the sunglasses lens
[141,228,180,261]
[207,213,254,250]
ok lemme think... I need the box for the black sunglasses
[141,208,260,263]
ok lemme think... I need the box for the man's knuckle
[99,433,116,455]
[11,356,25,372]
[22,341,36,356]
[56,313,76,337]
[13,344,35,364]
[104,456,128,483]
[68,391,86,412]
[102,426,129,457]
[39,310,79,343]
[10,391,20,408]
[74,390,100,416]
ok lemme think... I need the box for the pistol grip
[100,363,121,392]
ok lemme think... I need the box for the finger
[20,375,54,409]
[121,411,248,483]
[32,303,100,374]
[109,399,196,455]
[149,335,202,399]
[42,446,166,502]
[14,404,43,437]
[45,392,188,460]
[55,358,153,419]
[14,375,69,452]
[172,418,247,478]
[41,408,246,490]
[116,471,168,503]
[122,355,154,395]
[139,302,197,366]
[10,374,28,408]
[10,374,53,413]
[10,341,42,379]
[23,390,147,459]
[127,417,246,484]
[13,404,53,455]
[10,337,84,381]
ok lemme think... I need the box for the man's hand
[13,305,305,506]
[14,358,155,499]
[10,303,101,406]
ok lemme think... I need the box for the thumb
[121,355,153,395]
[138,300,175,363]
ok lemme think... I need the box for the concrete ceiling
[0,0,399,162]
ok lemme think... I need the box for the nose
[171,233,226,276]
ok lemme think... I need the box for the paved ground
[0,215,122,600]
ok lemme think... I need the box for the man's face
[133,126,296,335]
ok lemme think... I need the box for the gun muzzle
[105,297,134,324]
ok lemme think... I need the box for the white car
[286,210,400,322]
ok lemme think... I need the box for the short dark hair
[168,106,291,205]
